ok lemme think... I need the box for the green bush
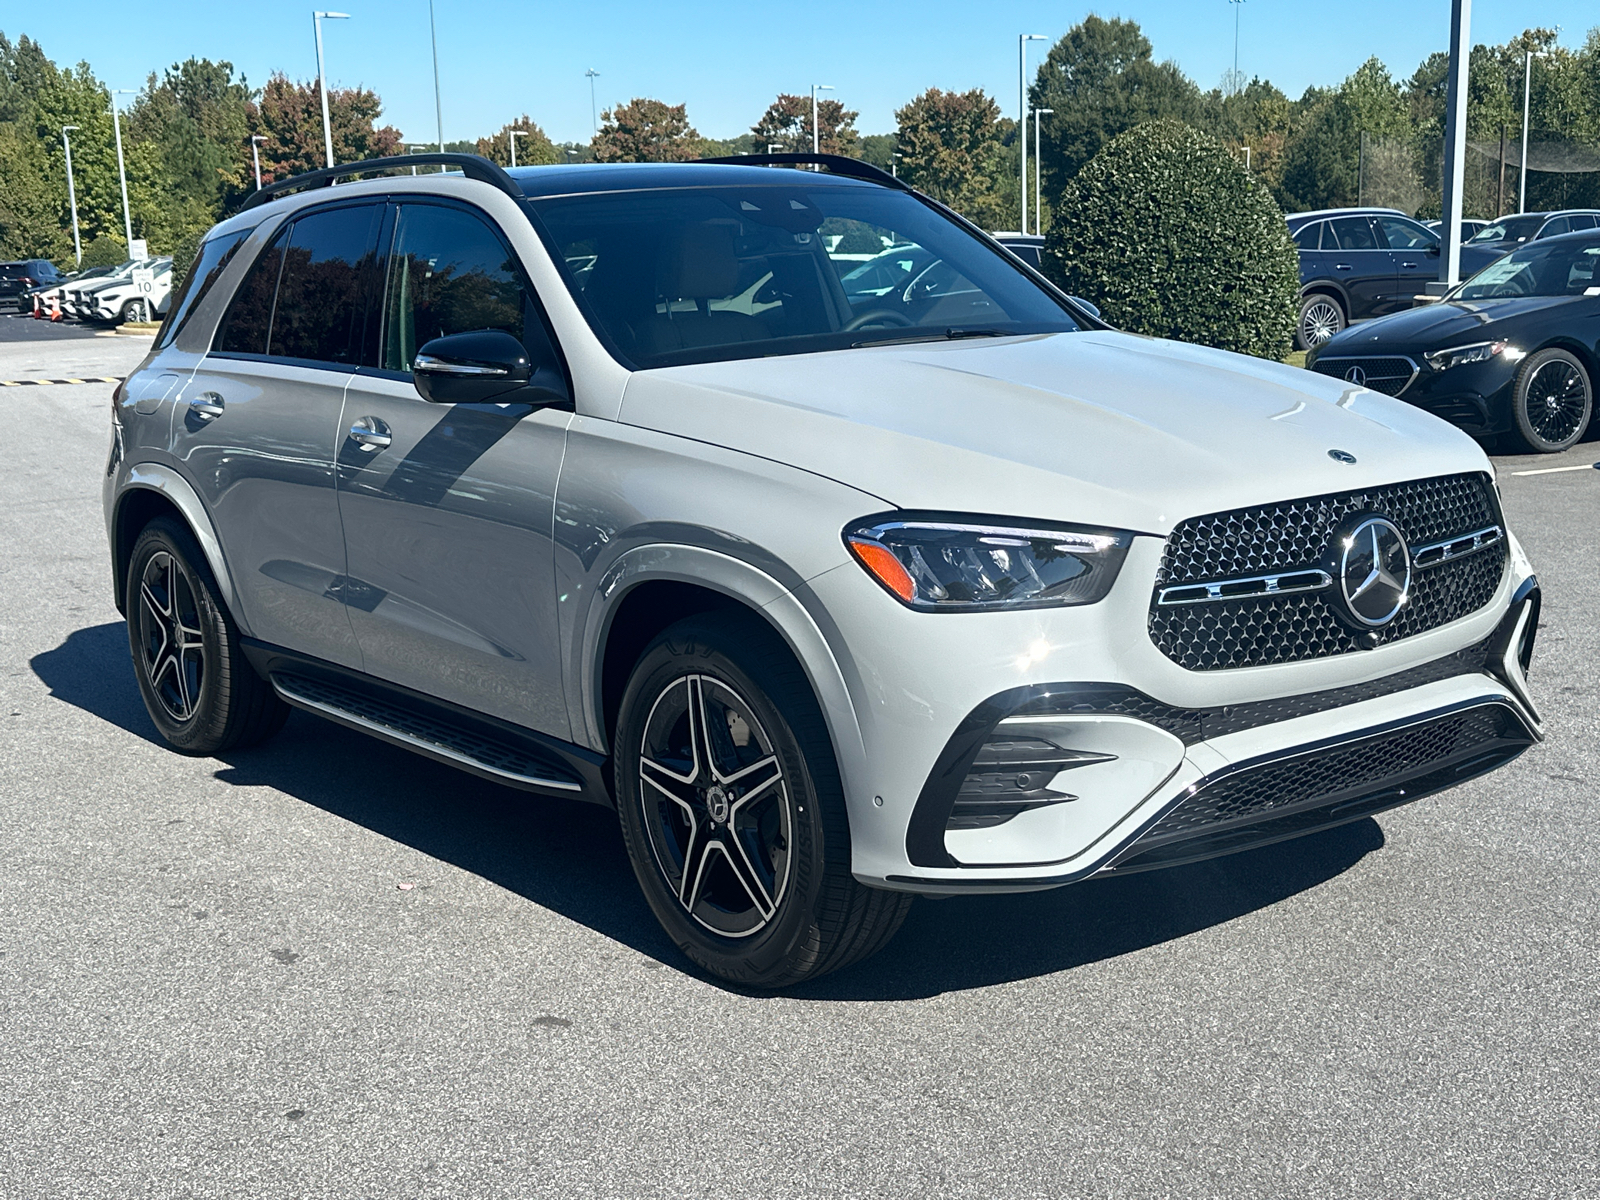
[1042,119,1300,359]
[79,234,127,269]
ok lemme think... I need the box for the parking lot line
[1509,463,1600,477]
[0,376,122,387]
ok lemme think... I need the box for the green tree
[894,88,1014,229]
[1044,119,1299,358]
[750,93,860,156]
[593,97,700,162]
[249,73,402,182]
[475,115,560,167]
[1278,58,1411,210]
[1030,17,1204,198]
[79,232,125,267]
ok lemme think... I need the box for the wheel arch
[112,465,242,626]
[1299,283,1349,313]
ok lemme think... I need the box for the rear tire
[614,613,912,988]
[126,517,288,754]
[1295,293,1345,351]
[1508,348,1592,453]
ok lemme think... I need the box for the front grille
[1311,355,1419,396]
[1109,703,1531,868]
[1150,473,1505,670]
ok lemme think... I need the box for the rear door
[171,201,381,668]
[1325,216,1398,318]
[333,199,574,738]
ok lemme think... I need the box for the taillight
[20,276,34,286]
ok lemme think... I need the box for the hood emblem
[1343,365,1367,386]
[1332,515,1411,630]
[1328,449,1358,464]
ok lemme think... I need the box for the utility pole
[1019,34,1046,235]
[428,0,444,152]
[312,12,350,169]
[61,125,82,265]
[585,69,601,136]
[250,135,264,190]
[1436,0,1471,289]
[811,84,833,155]
[1034,108,1053,236]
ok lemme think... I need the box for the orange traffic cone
[47,290,63,322]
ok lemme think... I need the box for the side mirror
[412,329,568,406]
[1069,295,1102,320]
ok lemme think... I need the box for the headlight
[844,515,1134,611]
[1424,340,1525,371]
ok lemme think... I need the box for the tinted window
[214,227,287,355]
[157,228,252,349]
[1454,236,1600,300]
[530,183,1078,368]
[1539,217,1571,238]
[268,205,378,364]
[1292,222,1321,250]
[1470,215,1543,244]
[380,203,532,372]
[1567,215,1597,231]
[1328,217,1380,250]
[1375,216,1437,250]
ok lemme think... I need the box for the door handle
[1400,261,1418,268]
[188,393,225,420]
[348,417,392,452]
[1334,263,1353,271]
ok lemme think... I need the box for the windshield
[1468,216,1542,244]
[1451,236,1600,300]
[527,181,1079,368]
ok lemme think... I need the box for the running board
[270,671,586,796]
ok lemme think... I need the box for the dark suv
[1287,209,1440,350]
[0,259,63,311]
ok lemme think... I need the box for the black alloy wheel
[126,517,288,754]
[1510,348,1593,453]
[614,613,912,988]
[1295,294,1345,351]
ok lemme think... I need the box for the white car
[106,153,1542,986]
[83,258,172,323]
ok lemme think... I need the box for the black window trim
[156,225,257,351]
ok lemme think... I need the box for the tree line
[4,16,1599,270]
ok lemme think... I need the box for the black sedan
[1307,229,1598,453]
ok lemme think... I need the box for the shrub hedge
[1042,119,1300,359]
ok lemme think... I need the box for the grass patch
[1283,350,1307,369]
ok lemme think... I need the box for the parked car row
[20,257,174,324]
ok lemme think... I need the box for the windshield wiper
[850,326,1013,348]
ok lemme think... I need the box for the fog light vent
[949,737,1116,830]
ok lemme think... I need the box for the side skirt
[241,639,612,806]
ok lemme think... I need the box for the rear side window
[1328,217,1380,250]
[379,202,530,372]
[1568,215,1597,231]
[214,228,287,354]
[1292,222,1322,250]
[157,228,252,349]
[268,204,379,364]
[1540,217,1571,238]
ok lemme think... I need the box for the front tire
[126,517,288,754]
[1295,293,1346,351]
[1508,348,1592,453]
[614,613,911,988]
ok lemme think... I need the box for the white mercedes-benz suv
[105,153,1541,986]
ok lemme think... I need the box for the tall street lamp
[811,84,833,155]
[428,0,444,152]
[1033,108,1053,236]
[508,128,525,168]
[1019,34,1046,236]
[312,11,349,170]
[110,90,136,256]
[1518,48,1552,214]
[250,135,264,190]
[61,125,82,265]
[585,69,601,136]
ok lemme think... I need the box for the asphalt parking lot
[2,332,1596,1199]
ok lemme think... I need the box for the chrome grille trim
[1413,525,1503,569]
[1157,569,1332,606]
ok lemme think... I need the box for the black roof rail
[695,152,907,190]
[239,152,525,212]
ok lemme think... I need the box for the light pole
[405,142,430,175]
[1033,108,1052,236]
[1437,0,1471,289]
[508,128,525,168]
[892,151,901,179]
[61,125,82,265]
[250,135,264,190]
[110,90,135,255]
[811,84,833,155]
[1228,0,1246,95]
[428,0,444,152]
[1019,34,1046,236]
[585,69,601,135]
[312,11,349,169]
[1518,48,1552,214]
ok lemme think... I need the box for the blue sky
[9,2,1599,145]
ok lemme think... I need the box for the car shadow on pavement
[34,621,1385,999]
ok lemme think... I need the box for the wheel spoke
[641,752,697,792]
[640,765,698,821]
[715,752,778,789]
[713,834,775,919]
[678,823,711,908]
[727,768,783,819]
[688,676,720,785]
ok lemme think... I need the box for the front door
[171,201,381,668]
[1375,216,1440,311]
[1325,215,1399,319]
[334,200,574,740]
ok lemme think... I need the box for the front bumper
[807,531,1540,893]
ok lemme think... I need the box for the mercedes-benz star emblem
[1336,516,1411,628]
[1343,365,1367,386]
[1328,449,1358,464]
